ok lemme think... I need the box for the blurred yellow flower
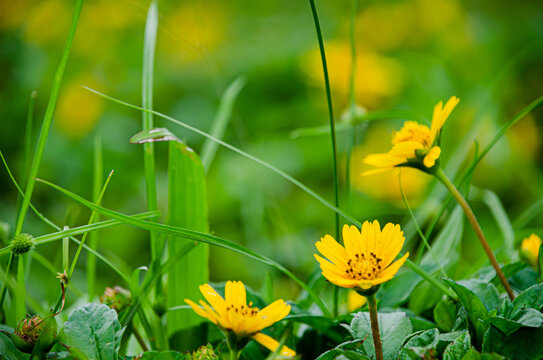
[521,234,542,268]
[347,290,366,312]
[302,42,404,109]
[363,96,459,175]
[0,1,30,30]
[185,281,295,358]
[160,2,226,65]
[55,76,104,139]
[24,0,69,45]
[315,222,408,291]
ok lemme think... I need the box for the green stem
[0,253,14,310]
[404,259,456,300]
[308,0,340,239]
[367,294,383,360]
[308,0,341,319]
[434,167,515,300]
[348,0,358,113]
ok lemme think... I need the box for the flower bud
[191,344,218,359]
[521,234,542,268]
[7,315,57,353]
[10,233,34,256]
[100,286,131,312]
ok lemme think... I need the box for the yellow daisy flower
[185,281,295,358]
[363,96,460,174]
[315,221,409,292]
[521,234,542,268]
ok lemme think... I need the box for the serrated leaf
[506,283,543,318]
[64,303,124,360]
[442,330,471,360]
[349,312,412,360]
[136,351,189,359]
[443,279,489,346]
[461,348,504,360]
[457,279,499,311]
[482,326,543,360]
[399,328,439,359]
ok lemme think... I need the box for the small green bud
[11,233,34,256]
[153,295,167,318]
[192,344,218,360]
[100,286,131,312]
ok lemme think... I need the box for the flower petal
[252,332,296,358]
[423,146,441,168]
[315,234,348,270]
[199,283,227,316]
[379,223,405,268]
[378,252,409,282]
[430,96,459,141]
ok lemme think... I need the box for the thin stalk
[399,171,448,279]
[434,167,515,300]
[348,0,358,113]
[87,134,103,300]
[0,254,14,310]
[62,226,69,271]
[133,326,149,352]
[366,294,383,360]
[307,0,340,240]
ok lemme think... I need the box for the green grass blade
[87,134,103,300]
[16,90,37,214]
[201,77,245,170]
[167,140,209,349]
[15,0,83,235]
[62,226,69,271]
[141,0,161,265]
[15,257,25,321]
[513,198,543,230]
[37,178,332,317]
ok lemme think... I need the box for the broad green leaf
[434,299,458,332]
[506,283,543,318]
[349,312,413,360]
[167,140,209,349]
[461,348,504,360]
[136,352,188,359]
[486,309,543,336]
[286,315,346,343]
[457,279,499,311]
[489,262,527,288]
[64,303,124,360]
[399,328,439,359]
[509,267,539,291]
[315,339,369,360]
[442,330,471,360]
[444,280,489,346]
[482,326,543,360]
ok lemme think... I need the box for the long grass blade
[141,0,162,266]
[37,178,333,317]
[201,77,245,170]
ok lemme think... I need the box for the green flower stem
[434,167,515,300]
[366,294,383,360]
[0,253,14,310]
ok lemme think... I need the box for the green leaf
[457,279,500,311]
[286,315,346,343]
[442,330,471,360]
[434,299,458,332]
[399,328,439,359]
[482,325,543,360]
[486,309,543,336]
[64,303,125,360]
[0,332,29,360]
[506,283,543,318]
[136,352,189,360]
[443,280,489,346]
[167,140,209,350]
[461,348,504,360]
[349,312,413,360]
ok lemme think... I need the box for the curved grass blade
[513,198,543,231]
[201,77,245,170]
[37,178,333,317]
[87,134,103,300]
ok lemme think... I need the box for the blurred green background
[0,0,542,310]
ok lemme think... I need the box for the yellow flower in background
[347,290,367,312]
[302,42,404,109]
[315,221,408,291]
[521,234,542,268]
[55,75,104,139]
[24,0,70,45]
[185,281,295,358]
[363,96,459,175]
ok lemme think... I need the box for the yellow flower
[315,221,409,291]
[347,290,367,312]
[521,234,542,268]
[185,281,295,358]
[363,96,460,174]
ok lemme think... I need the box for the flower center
[225,302,259,318]
[345,252,383,280]
[392,121,432,148]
